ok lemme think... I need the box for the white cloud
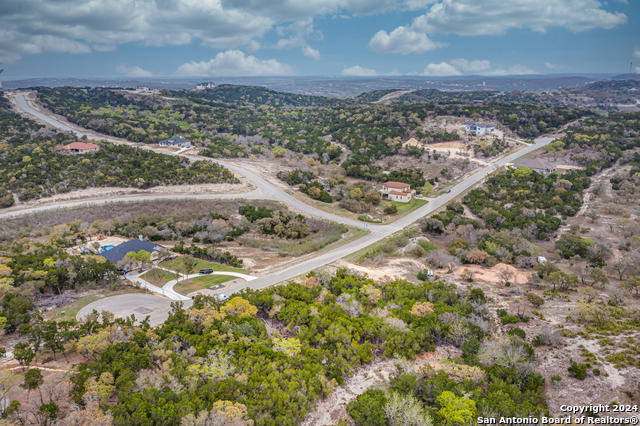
[116,65,155,77]
[0,0,397,63]
[421,62,462,76]
[175,50,294,76]
[301,46,322,59]
[247,40,262,52]
[634,48,640,60]
[420,59,537,76]
[396,0,627,40]
[342,65,379,76]
[341,66,401,76]
[368,26,446,54]
[450,58,491,72]
[404,0,438,11]
[484,64,539,75]
[544,62,567,70]
[272,19,322,50]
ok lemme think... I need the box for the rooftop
[383,181,411,189]
[99,239,159,264]
[62,142,100,150]
[462,121,494,128]
[389,190,410,196]
[160,136,191,144]
[513,158,556,171]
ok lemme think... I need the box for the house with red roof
[62,142,100,154]
[379,181,416,203]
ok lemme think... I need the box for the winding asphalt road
[7,91,555,324]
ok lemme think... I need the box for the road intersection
[8,91,555,324]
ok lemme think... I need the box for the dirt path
[556,165,617,237]
[10,182,251,209]
[1,366,68,373]
[300,346,456,426]
[374,89,416,104]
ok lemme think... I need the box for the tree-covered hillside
[0,94,238,207]
[182,84,350,108]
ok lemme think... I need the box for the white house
[136,86,159,93]
[196,82,216,90]
[159,136,192,148]
[461,121,495,136]
[379,181,416,203]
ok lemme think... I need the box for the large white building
[136,86,159,93]
[159,136,192,148]
[196,82,216,90]
[461,121,495,136]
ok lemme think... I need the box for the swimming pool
[100,245,115,252]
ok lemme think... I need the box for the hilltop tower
[0,63,3,92]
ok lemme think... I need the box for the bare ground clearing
[11,182,251,209]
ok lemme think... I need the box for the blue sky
[1,0,638,78]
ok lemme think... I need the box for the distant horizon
[1,72,627,81]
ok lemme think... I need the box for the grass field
[160,257,245,273]
[160,257,246,294]
[173,275,236,294]
[380,198,428,215]
[140,269,178,286]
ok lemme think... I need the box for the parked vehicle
[445,189,451,193]
[199,269,213,274]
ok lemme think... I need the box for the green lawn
[160,257,246,294]
[140,269,178,286]
[173,275,236,294]
[160,257,245,273]
[381,198,428,215]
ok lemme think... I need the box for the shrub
[593,369,600,376]
[384,203,398,214]
[418,240,437,253]
[500,315,520,325]
[346,389,388,426]
[391,374,418,396]
[462,338,480,358]
[410,302,434,317]
[526,293,545,308]
[568,361,587,380]
[239,205,273,222]
[440,361,487,385]
[508,327,526,340]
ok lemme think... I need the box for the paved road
[9,91,554,324]
[77,294,176,327]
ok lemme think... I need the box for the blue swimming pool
[100,245,115,252]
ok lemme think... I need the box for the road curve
[9,91,554,322]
